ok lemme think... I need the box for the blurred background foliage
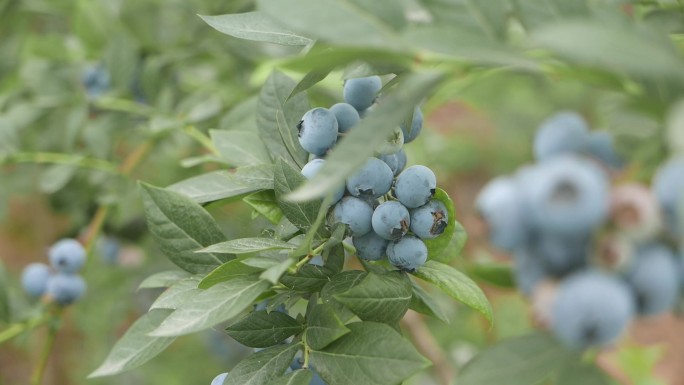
[1,0,683,384]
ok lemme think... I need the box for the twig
[401,310,455,385]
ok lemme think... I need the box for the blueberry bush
[2,0,684,384]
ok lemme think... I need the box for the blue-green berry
[343,76,382,111]
[297,108,338,155]
[387,236,427,272]
[21,263,51,297]
[534,111,589,161]
[410,200,448,239]
[47,273,86,305]
[401,107,423,143]
[352,232,389,261]
[378,149,407,176]
[330,103,360,133]
[211,372,228,385]
[372,201,410,240]
[301,159,344,203]
[333,197,374,236]
[626,244,680,315]
[49,238,86,274]
[346,158,393,198]
[394,165,437,208]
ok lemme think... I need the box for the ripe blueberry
[211,372,229,385]
[652,156,684,237]
[346,158,393,198]
[81,64,110,99]
[330,103,359,133]
[476,176,527,251]
[401,107,423,144]
[372,201,410,240]
[378,149,407,176]
[409,200,448,239]
[511,249,547,297]
[387,235,428,272]
[587,131,623,168]
[527,231,589,276]
[625,244,680,315]
[333,197,374,236]
[352,231,389,261]
[394,165,437,209]
[297,108,338,156]
[49,238,86,274]
[21,263,51,297]
[534,111,589,161]
[301,159,344,203]
[46,273,86,305]
[343,76,382,111]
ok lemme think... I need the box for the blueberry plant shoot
[2,1,684,385]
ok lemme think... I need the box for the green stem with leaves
[0,313,50,345]
[30,308,62,385]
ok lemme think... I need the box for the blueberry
[98,236,120,265]
[376,127,404,155]
[46,273,86,305]
[81,64,110,99]
[476,176,528,251]
[652,156,684,237]
[625,244,680,315]
[534,111,589,161]
[297,108,338,156]
[551,271,634,350]
[378,149,407,176]
[410,200,448,240]
[387,235,428,272]
[587,131,623,168]
[401,107,423,143]
[352,231,389,261]
[358,105,376,119]
[346,158,393,198]
[309,255,324,266]
[343,76,382,111]
[254,299,287,313]
[333,197,374,236]
[290,353,304,370]
[211,372,229,385]
[310,371,327,385]
[394,165,437,209]
[49,238,86,274]
[522,155,609,236]
[21,263,51,297]
[372,201,410,240]
[301,159,344,203]
[330,103,360,133]
[511,249,547,297]
[527,231,589,276]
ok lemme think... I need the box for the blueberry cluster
[20,238,87,306]
[477,111,684,350]
[298,76,448,272]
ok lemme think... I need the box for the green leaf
[288,69,333,101]
[280,264,335,292]
[89,309,175,378]
[199,12,313,46]
[334,271,411,324]
[0,261,10,323]
[305,303,350,350]
[226,310,303,348]
[211,130,271,167]
[168,165,273,204]
[140,183,230,274]
[199,259,263,289]
[467,263,515,289]
[512,0,590,30]
[39,164,76,194]
[257,71,309,169]
[150,275,270,337]
[150,276,202,311]
[258,0,407,51]
[409,281,449,323]
[138,270,191,290]
[555,362,611,385]
[200,238,297,255]
[260,258,297,284]
[421,0,509,41]
[274,159,323,232]
[423,188,463,262]
[267,370,313,385]
[310,322,430,385]
[244,191,284,224]
[457,333,574,385]
[320,270,367,322]
[288,71,442,201]
[224,343,301,385]
[412,260,492,324]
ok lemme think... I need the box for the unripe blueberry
[410,200,448,239]
[46,273,86,305]
[534,111,589,161]
[372,201,410,240]
[21,263,51,297]
[587,131,623,168]
[387,235,427,272]
[352,231,389,261]
[297,108,338,156]
[394,165,437,209]
[333,197,374,236]
[625,244,680,315]
[49,238,86,274]
[652,156,684,237]
[330,103,360,133]
[476,176,528,251]
[401,107,423,143]
[378,149,407,176]
[346,158,393,198]
[375,127,404,155]
[301,159,344,203]
[522,155,609,236]
[551,271,634,350]
[343,76,382,111]
[211,372,229,385]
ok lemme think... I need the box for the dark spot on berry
[551,180,579,204]
[296,120,304,138]
[390,227,405,239]
[582,324,598,345]
[430,188,436,196]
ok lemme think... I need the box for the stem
[293,243,327,271]
[30,308,62,385]
[302,335,310,369]
[0,314,50,345]
[183,125,219,155]
[341,242,356,255]
[0,152,120,175]
[401,311,454,385]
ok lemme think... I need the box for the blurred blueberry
[81,64,110,99]
[534,111,589,161]
[625,244,680,315]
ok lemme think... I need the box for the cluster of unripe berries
[298,76,448,272]
[477,111,684,350]
[20,239,87,306]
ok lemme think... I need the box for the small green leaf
[267,370,313,385]
[467,263,515,289]
[260,258,296,284]
[199,12,312,46]
[320,270,367,322]
[458,333,574,385]
[224,343,301,385]
[226,310,303,348]
[412,260,492,324]
[555,362,612,385]
[274,159,323,232]
[334,271,411,325]
[138,270,191,290]
[211,130,271,167]
[140,183,230,274]
[280,265,336,292]
[168,165,273,204]
[150,275,270,337]
[89,309,175,378]
[244,191,284,224]
[305,303,350,350]
[423,188,462,262]
[288,69,333,101]
[310,322,430,385]
[199,238,297,255]
[150,276,202,311]
[199,260,263,289]
[409,281,449,323]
